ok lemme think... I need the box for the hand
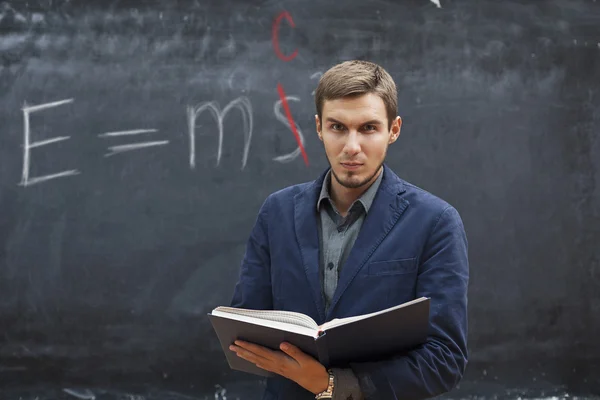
[229,340,330,394]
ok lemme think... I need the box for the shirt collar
[316,167,384,214]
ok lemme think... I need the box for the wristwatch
[315,369,335,399]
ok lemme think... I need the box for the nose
[343,130,361,156]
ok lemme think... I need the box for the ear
[315,114,323,141]
[388,116,402,144]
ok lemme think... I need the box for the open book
[209,297,430,377]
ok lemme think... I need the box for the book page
[319,297,429,331]
[212,307,319,330]
[211,308,318,337]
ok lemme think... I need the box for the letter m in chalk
[186,97,253,170]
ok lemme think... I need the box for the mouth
[340,163,363,170]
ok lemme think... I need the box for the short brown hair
[314,60,398,129]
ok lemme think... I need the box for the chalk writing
[104,141,170,157]
[13,10,322,187]
[276,84,308,165]
[272,11,298,62]
[20,99,80,186]
[273,95,306,164]
[98,129,169,157]
[98,129,158,137]
[273,11,308,165]
[63,388,95,400]
[187,97,253,169]
[16,69,323,187]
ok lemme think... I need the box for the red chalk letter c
[272,11,298,62]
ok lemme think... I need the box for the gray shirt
[317,168,383,312]
[316,168,383,400]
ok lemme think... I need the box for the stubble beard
[325,140,389,189]
[331,160,385,189]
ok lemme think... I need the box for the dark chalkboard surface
[0,0,599,398]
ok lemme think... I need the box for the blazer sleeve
[230,196,273,310]
[350,205,469,400]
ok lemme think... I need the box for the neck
[329,166,382,216]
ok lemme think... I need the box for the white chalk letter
[273,96,305,164]
[187,96,253,170]
[20,99,79,186]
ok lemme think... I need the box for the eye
[330,123,345,131]
[363,124,377,132]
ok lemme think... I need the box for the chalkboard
[1,0,599,398]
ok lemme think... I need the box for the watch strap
[315,369,335,399]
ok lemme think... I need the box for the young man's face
[316,93,401,190]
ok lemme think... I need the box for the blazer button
[327,262,335,270]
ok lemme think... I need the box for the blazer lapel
[326,166,409,319]
[293,171,328,322]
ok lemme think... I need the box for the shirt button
[327,262,335,270]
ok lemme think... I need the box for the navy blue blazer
[230,164,469,400]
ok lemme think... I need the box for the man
[228,60,469,399]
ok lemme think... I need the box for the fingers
[231,340,295,366]
[233,340,279,360]
[230,340,325,390]
[230,342,272,365]
[279,342,308,364]
[231,341,286,374]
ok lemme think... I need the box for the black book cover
[208,298,429,376]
